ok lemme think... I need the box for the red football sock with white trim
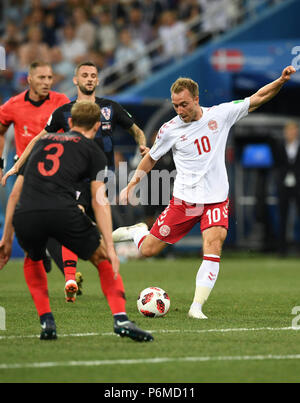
[23,256,51,317]
[191,254,220,308]
[97,260,126,315]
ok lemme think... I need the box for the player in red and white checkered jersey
[113,65,296,319]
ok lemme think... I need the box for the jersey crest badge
[101,107,112,121]
[159,225,171,237]
[208,120,218,131]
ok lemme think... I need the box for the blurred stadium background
[0,0,299,258]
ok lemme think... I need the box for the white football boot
[188,304,208,319]
[112,223,148,243]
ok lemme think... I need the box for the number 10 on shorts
[206,204,228,226]
[206,208,221,225]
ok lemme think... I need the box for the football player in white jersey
[113,65,296,319]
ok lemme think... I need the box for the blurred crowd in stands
[0,0,279,100]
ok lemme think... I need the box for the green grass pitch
[0,253,300,383]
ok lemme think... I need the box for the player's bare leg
[89,240,108,266]
[139,234,167,257]
[189,226,227,319]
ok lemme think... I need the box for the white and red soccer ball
[137,287,170,318]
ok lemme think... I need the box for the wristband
[0,158,3,169]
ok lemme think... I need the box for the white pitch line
[1,354,300,370]
[155,326,298,333]
[0,332,102,341]
[0,326,298,341]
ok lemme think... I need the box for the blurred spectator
[199,0,232,38]
[50,46,74,93]
[18,25,51,69]
[272,121,300,255]
[87,49,117,91]
[180,0,204,50]
[87,49,108,74]
[58,23,87,65]
[1,20,24,45]
[157,10,187,63]
[164,0,180,10]
[0,0,276,103]
[127,6,154,44]
[72,7,96,50]
[3,0,28,26]
[34,0,69,27]
[177,0,201,20]
[0,40,19,99]
[3,41,19,79]
[42,12,59,47]
[93,0,129,30]
[23,5,61,46]
[243,0,273,18]
[25,6,45,28]
[139,0,166,28]
[95,8,118,59]
[63,0,91,17]
[114,28,151,88]
[41,0,65,12]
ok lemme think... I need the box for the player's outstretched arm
[1,129,48,186]
[249,65,296,113]
[128,124,150,156]
[0,175,24,270]
[119,152,157,205]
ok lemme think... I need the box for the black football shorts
[13,208,101,261]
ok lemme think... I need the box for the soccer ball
[137,287,170,318]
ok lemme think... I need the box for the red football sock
[62,246,77,282]
[97,260,126,315]
[23,256,51,317]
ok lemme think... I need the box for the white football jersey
[150,97,250,204]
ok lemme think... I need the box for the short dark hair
[75,61,98,75]
[71,101,101,130]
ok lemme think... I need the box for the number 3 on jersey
[38,143,64,176]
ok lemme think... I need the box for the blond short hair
[29,61,52,74]
[170,77,199,98]
[71,101,101,130]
